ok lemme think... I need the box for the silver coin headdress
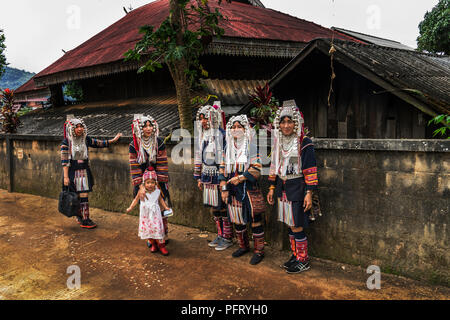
[271,100,306,177]
[64,117,88,160]
[225,114,253,174]
[132,115,160,164]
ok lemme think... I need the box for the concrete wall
[0,135,448,286]
[0,136,133,213]
[0,139,7,189]
[310,139,449,286]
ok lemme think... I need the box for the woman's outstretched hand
[110,133,123,144]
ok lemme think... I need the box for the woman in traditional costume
[219,115,266,265]
[194,103,233,251]
[129,115,171,244]
[61,118,122,229]
[267,100,319,274]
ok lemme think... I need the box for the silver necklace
[280,134,297,156]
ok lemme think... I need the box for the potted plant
[248,83,279,134]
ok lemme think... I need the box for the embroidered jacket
[61,136,109,167]
[129,137,169,187]
[194,128,226,184]
[218,139,262,199]
[269,136,318,194]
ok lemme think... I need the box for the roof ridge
[331,27,403,44]
[246,8,361,44]
[224,16,334,33]
[332,38,450,58]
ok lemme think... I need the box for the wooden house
[240,38,450,139]
[13,77,50,109]
[14,0,359,138]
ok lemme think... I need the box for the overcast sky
[0,0,440,73]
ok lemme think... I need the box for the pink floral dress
[138,189,165,240]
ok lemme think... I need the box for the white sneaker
[208,236,222,248]
[215,238,233,251]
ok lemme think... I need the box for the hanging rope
[328,0,337,108]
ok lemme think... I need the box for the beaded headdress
[273,100,304,135]
[142,169,158,182]
[225,114,252,174]
[196,101,226,132]
[271,100,306,177]
[64,117,88,160]
[132,115,159,139]
[132,115,159,165]
[194,102,226,170]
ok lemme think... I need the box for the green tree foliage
[428,114,450,139]
[63,81,83,102]
[0,29,7,79]
[17,106,33,117]
[125,0,229,132]
[417,0,450,55]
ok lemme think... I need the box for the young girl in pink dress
[126,170,172,256]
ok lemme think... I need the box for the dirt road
[0,189,448,300]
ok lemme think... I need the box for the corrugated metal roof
[15,95,180,138]
[333,40,450,113]
[248,39,450,116]
[232,0,264,7]
[201,78,267,106]
[332,27,415,51]
[14,77,48,94]
[33,0,359,82]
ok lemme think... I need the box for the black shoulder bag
[58,186,81,218]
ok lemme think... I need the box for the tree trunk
[169,59,194,134]
[170,0,194,133]
[175,78,194,133]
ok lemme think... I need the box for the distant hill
[0,66,35,90]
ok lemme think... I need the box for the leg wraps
[221,217,233,240]
[163,217,169,236]
[213,216,223,237]
[79,197,89,220]
[235,224,249,249]
[252,225,265,254]
[294,231,308,262]
[288,228,296,258]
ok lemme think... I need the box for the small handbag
[58,186,81,218]
[163,209,174,218]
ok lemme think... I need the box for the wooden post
[50,84,64,107]
[5,136,13,192]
